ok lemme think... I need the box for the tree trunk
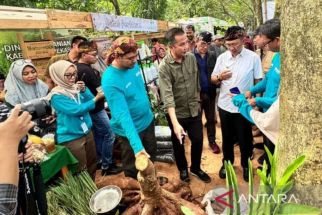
[252,0,263,26]
[110,0,121,15]
[277,0,322,207]
[263,0,268,21]
[274,0,281,18]
[219,1,239,25]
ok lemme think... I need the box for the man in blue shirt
[194,31,220,154]
[102,37,156,179]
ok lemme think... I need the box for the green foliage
[248,159,254,215]
[225,161,234,215]
[224,150,321,215]
[277,155,305,188]
[36,0,115,13]
[0,30,42,75]
[275,203,321,215]
[1,0,39,7]
[124,0,168,20]
[225,161,241,214]
[165,0,256,29]
[48,171,98,215]
[149,90,168,126]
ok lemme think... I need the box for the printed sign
[22,41,56,59]
[91,13,158,32]
[0,29,84,74]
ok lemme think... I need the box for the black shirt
[76,63,105,114]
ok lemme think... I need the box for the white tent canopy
[178,17,229,35]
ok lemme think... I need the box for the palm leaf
[277,155,305,188]
[275,203,321,215]
[225,161,234,215]
[248,159,254,215]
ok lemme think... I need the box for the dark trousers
[166,114,203,172]
[64,131,97,178]
[119,120,157,179]
[263,135,275,170]
[219,108,253,168]
[201,93,216,144]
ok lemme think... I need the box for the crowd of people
[0,18,281,214]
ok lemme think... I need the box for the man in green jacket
[159,28,211,183]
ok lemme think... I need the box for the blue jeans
[90,110,115,169]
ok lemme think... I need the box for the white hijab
[4,59,48,106]
[47,60,79,100]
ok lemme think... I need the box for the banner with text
[91,13,158,32]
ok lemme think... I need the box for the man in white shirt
[211,26,262,182]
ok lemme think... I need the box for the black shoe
[190,169,211,183]
[219,165,226,179]
[101,165,122,176]
[179,169,190,182]
[258,154,265,165]
[110,163,122,169]
[96,161,102,170]
[243,168,249,182]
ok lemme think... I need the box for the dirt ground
[154,113,263,199]
[98,112,264,201]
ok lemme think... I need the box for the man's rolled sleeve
[0,184,18,215]
[159,65,175,108]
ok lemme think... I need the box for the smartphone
[230,87,241,94]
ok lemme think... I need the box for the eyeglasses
[262,39,274,47]
[64,72,77,79]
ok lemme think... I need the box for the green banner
[0,29,85,75]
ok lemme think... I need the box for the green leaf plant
[224,147,321,215]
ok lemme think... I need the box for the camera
[0,99,52,153]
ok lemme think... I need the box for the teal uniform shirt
[233,53,281,123]
[102,63,153,154]
[232,94,255,123]
[51,88,95,144]
[250,53,281,112]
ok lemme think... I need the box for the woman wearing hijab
[153,44,167,66]
[4,59,48,107]
[48,60,104,177]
